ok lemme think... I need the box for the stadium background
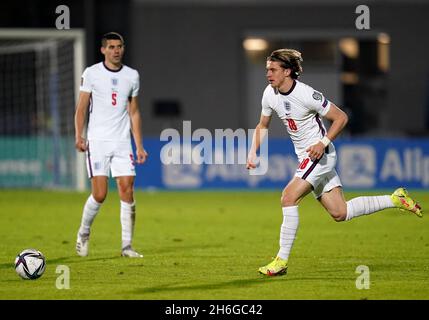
[0,0,429,191]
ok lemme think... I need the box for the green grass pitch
[0,189,428,300]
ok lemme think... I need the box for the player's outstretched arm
[74,91,91,152]
[129,96,148,164]
[247,114,271,169]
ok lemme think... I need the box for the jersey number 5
[287,119,297,131]
[112,92,117,106]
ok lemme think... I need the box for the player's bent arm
[247,114,271,169]
[323,103,349,142]
[128,96,148,164]
[74,91,91,152]
[306,103,348,160]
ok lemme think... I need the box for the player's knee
[281,193,299,207]
[331,209,347,222]
[333,214,346,222]
[118,184,133,200]
[92,191,107,203]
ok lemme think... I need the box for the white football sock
[346,195,394,221]
[277,206,299,261]
[120,200,136,249]
[79,194,102,235]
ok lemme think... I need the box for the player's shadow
[0,255,123,269]
[46,255,122,265]
[0,262,14,270]
[132,276,284,295]
[0,256,122,270]
[131,270,356,296]
[152,243,225,255]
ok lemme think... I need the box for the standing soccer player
[247,48,423,276]
[74,32,148,258]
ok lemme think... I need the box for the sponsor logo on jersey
[312,91,322,101]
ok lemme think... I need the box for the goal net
[0,29,86,190]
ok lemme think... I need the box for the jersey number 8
[287,119,297,131]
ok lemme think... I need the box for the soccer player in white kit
[247,49,423,276]
[74,32,148,258]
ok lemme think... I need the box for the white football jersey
[261,80,332,158]
[80,62,140,141]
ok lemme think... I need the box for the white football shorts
[85,140,136,178]
[295,144,342,198]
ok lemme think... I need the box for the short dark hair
[101,32,124,47]
[267,49,303,79]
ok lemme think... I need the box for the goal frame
[0,28,87,191]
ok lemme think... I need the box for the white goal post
[0,29,86,191]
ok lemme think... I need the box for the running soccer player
[74,32,148,258]
[247,48,423,276]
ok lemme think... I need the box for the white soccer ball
[14,249,46,280]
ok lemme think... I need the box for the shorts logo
[112,78,118,86]
[94,162,101,170]
[312,91,322,101]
